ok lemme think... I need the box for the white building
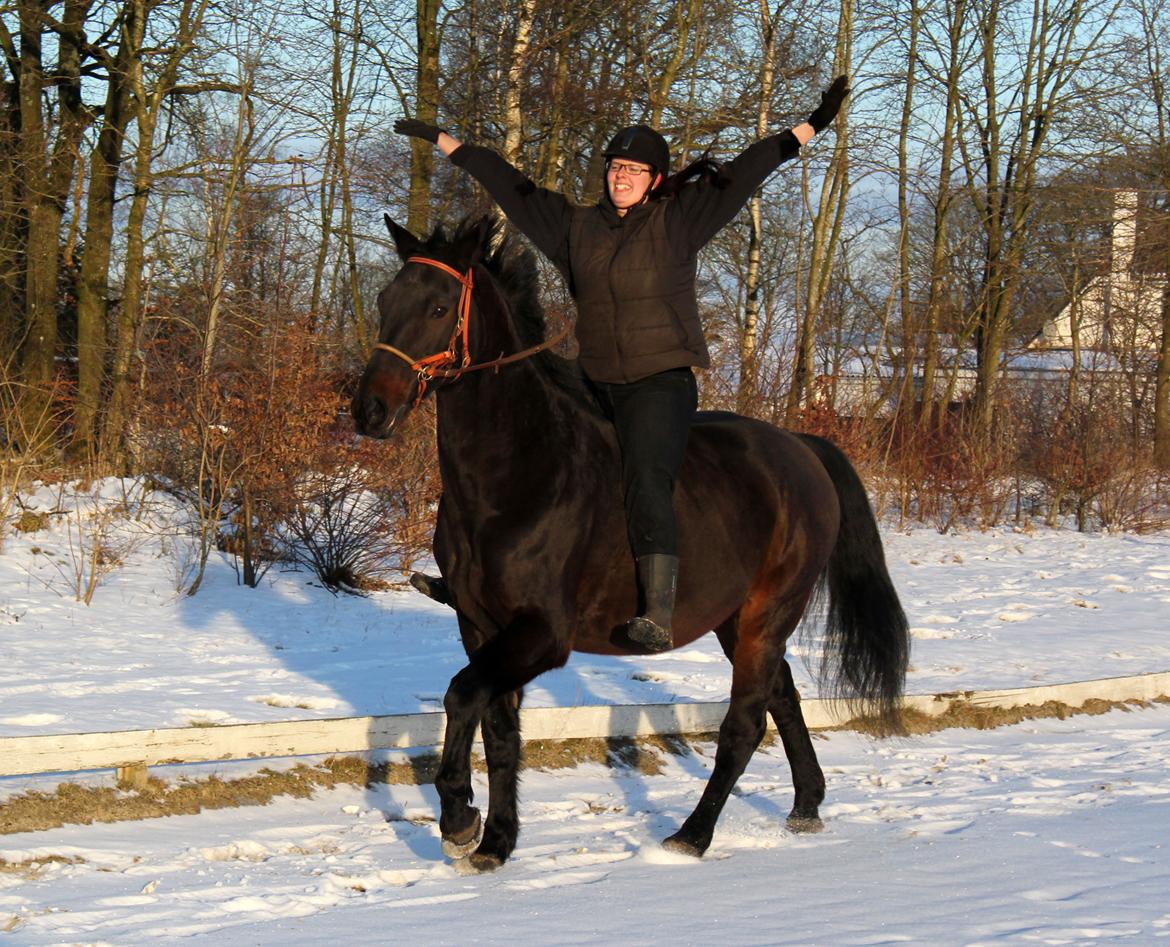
[1031,190,1164,353]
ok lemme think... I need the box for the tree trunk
[15,1,91,445]
[957,0,1100,442]
[647,0,701,129]
[202,87,254,376]
[1155,262,1170,468]
[540,21,572,190]
[495,0,537,238]
[920,0,967,434]
[407,0,441,235]
[16,1,56,409]
[787,0,852,423]
[73,0,145,458]
[893,0,919,425]
[737,0,783,416]
[104,0,210,468]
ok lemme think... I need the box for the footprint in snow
[503,869,611,889]
[910,627,954,640]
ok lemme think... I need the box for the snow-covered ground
[1,481,1169,942]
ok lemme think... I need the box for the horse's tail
[798,433,910,734]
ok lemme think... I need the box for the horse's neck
[434,276,608,498]
[436,358,587,473]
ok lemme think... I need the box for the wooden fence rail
[1,671,1167,781]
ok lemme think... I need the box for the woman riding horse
[395,76,849,653]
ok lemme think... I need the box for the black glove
[807,76,850,133]
[394,118,445,143]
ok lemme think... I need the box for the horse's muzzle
[351,391,407,439]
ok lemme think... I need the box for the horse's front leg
[435,611,569,867]
[467,687,523,872]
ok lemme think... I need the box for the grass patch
[0,854,84,878]
[14,511,49,534]
[1,697,1165,836]
[841,695,1170,737]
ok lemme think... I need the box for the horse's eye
[431,304,449,319]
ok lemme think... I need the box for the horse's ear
[385,214,421,261]
[452,217,492,269]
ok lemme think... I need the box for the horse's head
[352,215,493,438]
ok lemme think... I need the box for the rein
[373,255,569,404]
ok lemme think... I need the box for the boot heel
[627,616,673,652]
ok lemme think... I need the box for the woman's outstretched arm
[393,120,572,272]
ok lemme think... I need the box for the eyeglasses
[606,160,652,177]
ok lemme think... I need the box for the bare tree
[787,0,852,421]
[1124,0,1170,467]
[1,0,93,446]
[103,0,215,467]
[73,0,155,457]
[407,0,441,234]
[954,0,1115,440]
[736,0,788,414]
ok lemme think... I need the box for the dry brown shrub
[885,406,1017,532]
[135,317,439,593]
[1015,380,1169,531]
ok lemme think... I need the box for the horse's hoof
[467,851,505,873]
[441,810,483,859]
[661,833,704,858]
[452,853,502,875]
[786,814,824,834]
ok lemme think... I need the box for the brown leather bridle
[372,256,569,405]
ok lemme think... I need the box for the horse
[352,216,910,872]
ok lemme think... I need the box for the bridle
[372,255,569,404]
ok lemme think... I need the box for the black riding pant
[589,367,698,558]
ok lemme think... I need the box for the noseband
[373,255,569,404]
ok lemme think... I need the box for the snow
[1,481,1169,942]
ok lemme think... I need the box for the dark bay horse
[352,217,910,872]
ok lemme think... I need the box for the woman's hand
[394,118,444,143]
[807,75,850,132]
[394,118,462,156]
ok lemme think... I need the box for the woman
[395,76,849,652]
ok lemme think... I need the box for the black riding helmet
[603,124,670,177]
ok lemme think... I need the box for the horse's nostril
[352,393,387,434]
[363,395,387,432]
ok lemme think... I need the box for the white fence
[1,671,1167,781]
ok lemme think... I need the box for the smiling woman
[393,77,848,653]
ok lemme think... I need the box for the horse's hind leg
[712,618,826,835]
[664,603,800,857]
[466,688,523,872]
[770,659,826,831]
[713,620,826,834]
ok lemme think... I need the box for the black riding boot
[626,554,678,653]
[410,572,452,606]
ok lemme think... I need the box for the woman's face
[606,158,661,214]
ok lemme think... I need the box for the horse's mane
[425,217,599,412]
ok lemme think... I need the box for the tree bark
[103,0,211,468]
[892,0,920,425]
[787,0,852,423]
[73,0,148,458]
[407,0,441,235]
[920,0,967,434]
[1155,254,1170,468]
[737,0,784,415]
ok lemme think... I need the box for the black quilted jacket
[450,131,801,384]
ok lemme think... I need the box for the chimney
[1111,189,1138,280]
